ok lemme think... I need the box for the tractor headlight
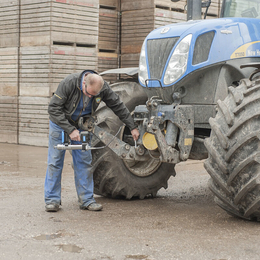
[163,34,192,85]
[139,41,148,85]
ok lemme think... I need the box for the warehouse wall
[0,0,221,146]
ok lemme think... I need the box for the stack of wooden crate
[98,0,120,83]
[0,0,19,144]
[0,0,99,146]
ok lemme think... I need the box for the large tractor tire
[204,77,260,221]
[90,81,175,199]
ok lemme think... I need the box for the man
[45,70,139,212]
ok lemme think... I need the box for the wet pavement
[0,143,260,260]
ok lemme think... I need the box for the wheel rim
[121,126,161,177]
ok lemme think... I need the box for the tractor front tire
[90,81,175,199]
[204,77,260,221]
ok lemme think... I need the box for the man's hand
[69,129,81,141]
[131,128,140,141]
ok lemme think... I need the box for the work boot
[80,202,103,211]
[45,203,59,212]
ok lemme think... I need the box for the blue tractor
[89,0,260,221]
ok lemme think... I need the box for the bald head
[84,73,104,97]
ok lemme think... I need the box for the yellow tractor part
[142,132,158,151]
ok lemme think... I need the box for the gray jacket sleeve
[48,80,76,135]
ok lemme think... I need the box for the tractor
[85,0,260,221]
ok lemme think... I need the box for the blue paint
[139,17,260,87]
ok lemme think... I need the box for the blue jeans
[44,120,95,207]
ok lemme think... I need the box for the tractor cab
[221,0,260,18]
[183,0,260,20]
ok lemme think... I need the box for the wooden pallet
[0,0,19,47]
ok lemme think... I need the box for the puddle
[56,244,83,253]
[33,232,63,240]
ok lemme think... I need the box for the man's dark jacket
[48,70,136,134]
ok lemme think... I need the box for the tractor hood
[139,17,260,88]
[148,19,202,40]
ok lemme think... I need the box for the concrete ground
[0,143,260,260]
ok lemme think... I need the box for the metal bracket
[146,117,180,164]
[92,124,151,161]
[140,104,194,162]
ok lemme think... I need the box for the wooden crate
[0,0,19,47]
[20,0,51,46]
[0,0,100,146]
[98,7,119,52]
[0,47,19,96]
[20,0,99,46]
[18,96,50,146]
[51,0,99,46]
[98,52,118,83]
[0,96,18,144]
